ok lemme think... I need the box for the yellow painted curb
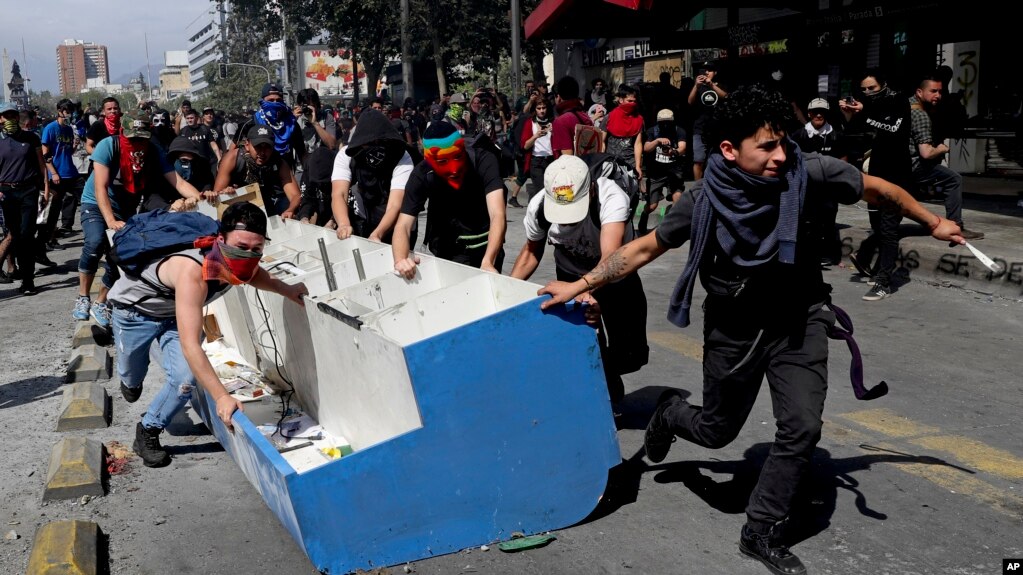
[43,437,105,502]
[26,520,100,575]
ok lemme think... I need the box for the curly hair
[703,84,794,154]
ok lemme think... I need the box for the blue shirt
[82,137,173,210]
[42,120,78,179]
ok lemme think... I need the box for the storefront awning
[524,0,699,40]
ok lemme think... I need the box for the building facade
[160,50,191,102]
[56,39,109,95]
[187,1,229,98]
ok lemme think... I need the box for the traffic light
[218,62,228,79]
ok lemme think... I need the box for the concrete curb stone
[65,344,112,383]
[56,382,111,431]
[42,437,105,502]
[25,520,101,575]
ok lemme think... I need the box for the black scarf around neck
[667,141,807,328]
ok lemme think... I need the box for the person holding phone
[519,99,555,201]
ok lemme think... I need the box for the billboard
[298,45,368,98]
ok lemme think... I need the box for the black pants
[37,177,74,245]
[59,176,83,230]
[438,244,504,272]
[527,156,553,200]
[663,304,833,529]
[0,183,40,283]
[857,207,901,286]
[557,268,649,402]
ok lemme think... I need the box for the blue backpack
[109,209,220,277]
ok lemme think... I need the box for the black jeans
[0,183,40,282]
[857,207,901,286]
[662,304,833,529]
[528,156,553,200]
[557,268,649,402]
[37,177,73,245]
[59,176,83,230]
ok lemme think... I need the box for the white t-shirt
[531,120,553,157]
[330,145,414,189]
[524,177,630,275]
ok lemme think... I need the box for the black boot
[644,389,682,463]
[133,422,170,468]
[739,523,806,575]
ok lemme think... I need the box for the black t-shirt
[86,120,116,145]
[400,146,504,255]
[180,124,216,160]
[645,124,688,178]
[852,92,912,188]
[0,130,43,183]
[655,153,863,321]
[791,126,848,160]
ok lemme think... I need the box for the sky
[1,0,213,94]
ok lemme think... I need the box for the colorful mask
[255,100,295,154]
[423,132,468,189]
[201,239,262,285]
[1,119,18,134]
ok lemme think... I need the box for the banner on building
[298,45,368,98]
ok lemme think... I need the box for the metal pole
[281,11,290,96]
[400,0,414,102]
[318,238,338,292]
[510,0,521,104]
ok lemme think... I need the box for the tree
[196,0,279,112]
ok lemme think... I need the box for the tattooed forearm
[591,249,628,284]
[877,188,904,212]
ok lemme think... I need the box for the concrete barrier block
[43,437,105,501]
[72,321,112,348]
[66,345,112,383]
[56,382,110,431]
[26,520,101,575]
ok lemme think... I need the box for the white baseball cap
[807,98,830,111]
[543,155,591,225]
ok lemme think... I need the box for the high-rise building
[187,1,229,98]
[56,39,109,94]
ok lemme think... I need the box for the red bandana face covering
[196,237,262,285]
[104,113,122,135]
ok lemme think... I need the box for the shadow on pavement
[0,375,65,410]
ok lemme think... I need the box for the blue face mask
[175,158,192,181]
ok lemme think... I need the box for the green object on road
[497,534,556,552]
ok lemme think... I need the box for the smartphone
[844,96,855,104]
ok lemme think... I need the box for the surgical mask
[175,158,193,181]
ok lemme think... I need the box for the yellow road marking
[837,408,940,438]
[831,410,1023,518]
[910,436,1023,481]
[648,331,703,361]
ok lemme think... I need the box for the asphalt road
[1,199,1020,575]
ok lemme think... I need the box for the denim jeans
[113,306,199,430]
[913,163,964,226]
[78,203,120,289]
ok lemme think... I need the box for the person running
[537,84,965,575]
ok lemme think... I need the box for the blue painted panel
[289,298,618,573]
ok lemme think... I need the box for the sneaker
[644,389,683,463]
[508,197,523,208]
[19,282,37,296]
[46,239,59,250]
[739,524,807,575]
[848,251,873,281]
[90,301,112,328]
[35,253,57,267]
[0,270,12,284]
[72,296,91,320]
[133,422,170,468]
[121,381,143,403]
[862,283,891,301]
[959,227,985,240]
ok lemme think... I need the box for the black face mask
[356,144,392,169]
